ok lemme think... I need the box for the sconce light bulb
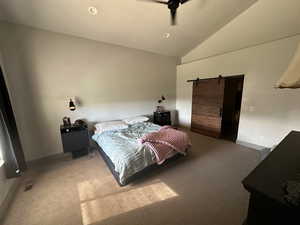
[69,99,76,111]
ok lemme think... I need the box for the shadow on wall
[238,87,300,147]
[1,48,47,163]
[1,49,176,161]
[0,21,177,161]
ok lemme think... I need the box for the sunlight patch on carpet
[79,181,178,225]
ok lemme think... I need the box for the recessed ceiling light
[163,33,171,39]
[88,6,98,16]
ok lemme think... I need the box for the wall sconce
[69,98,76,111]
[158,95,166,104]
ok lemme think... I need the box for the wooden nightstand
[60,123,90,158]
[153,111,171,126]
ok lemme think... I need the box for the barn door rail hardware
[187,75,223,83]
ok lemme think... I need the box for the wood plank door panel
[191,78,225,138]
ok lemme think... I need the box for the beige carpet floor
[3,132,260,225]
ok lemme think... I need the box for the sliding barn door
[191,77,225,138]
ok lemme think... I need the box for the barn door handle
[219,108,223,117]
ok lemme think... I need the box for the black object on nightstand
[60,122,90,159]
[153,111,171,126]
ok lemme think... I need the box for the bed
[92,122,181,186]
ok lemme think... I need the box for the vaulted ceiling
[0,0,257,57]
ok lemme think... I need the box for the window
[0,111,11,166]
[0,116,5,166]
[0,111,5,164]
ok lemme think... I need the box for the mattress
[92,122,161,185]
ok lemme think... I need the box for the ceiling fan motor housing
[168,0,180,10]
[142,0,191,25]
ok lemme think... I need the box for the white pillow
[94,120,128,134]
[123,116,149,125]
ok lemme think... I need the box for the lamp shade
[69,99,76,111]
[276,43,300,88]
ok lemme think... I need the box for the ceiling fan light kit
[88,6,98,16]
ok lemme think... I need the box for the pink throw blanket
[140,126,191,165]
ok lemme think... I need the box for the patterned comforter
[92,122,161,184]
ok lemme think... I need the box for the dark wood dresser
[242,131,300,225]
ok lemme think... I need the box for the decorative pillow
[94,120,128,134]
[123,116,149,125]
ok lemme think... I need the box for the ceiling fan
[141,0,191,25]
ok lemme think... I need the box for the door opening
[221,75,244,142]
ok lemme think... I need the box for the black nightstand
[60,124,90,158]
[153,111,171,126]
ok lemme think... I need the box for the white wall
[177,35,300,148]
[0,22,178,161]
[183,0,300,63]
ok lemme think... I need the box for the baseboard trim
[27,152,66,168]
[0,178,21,223]
[236,140,267,151]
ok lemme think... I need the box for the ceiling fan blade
[180,0,191,4]
[139,0,168,5]
[170,9,177,26]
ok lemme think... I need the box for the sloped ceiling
[0,0,256,57]
[183,0,300,63]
